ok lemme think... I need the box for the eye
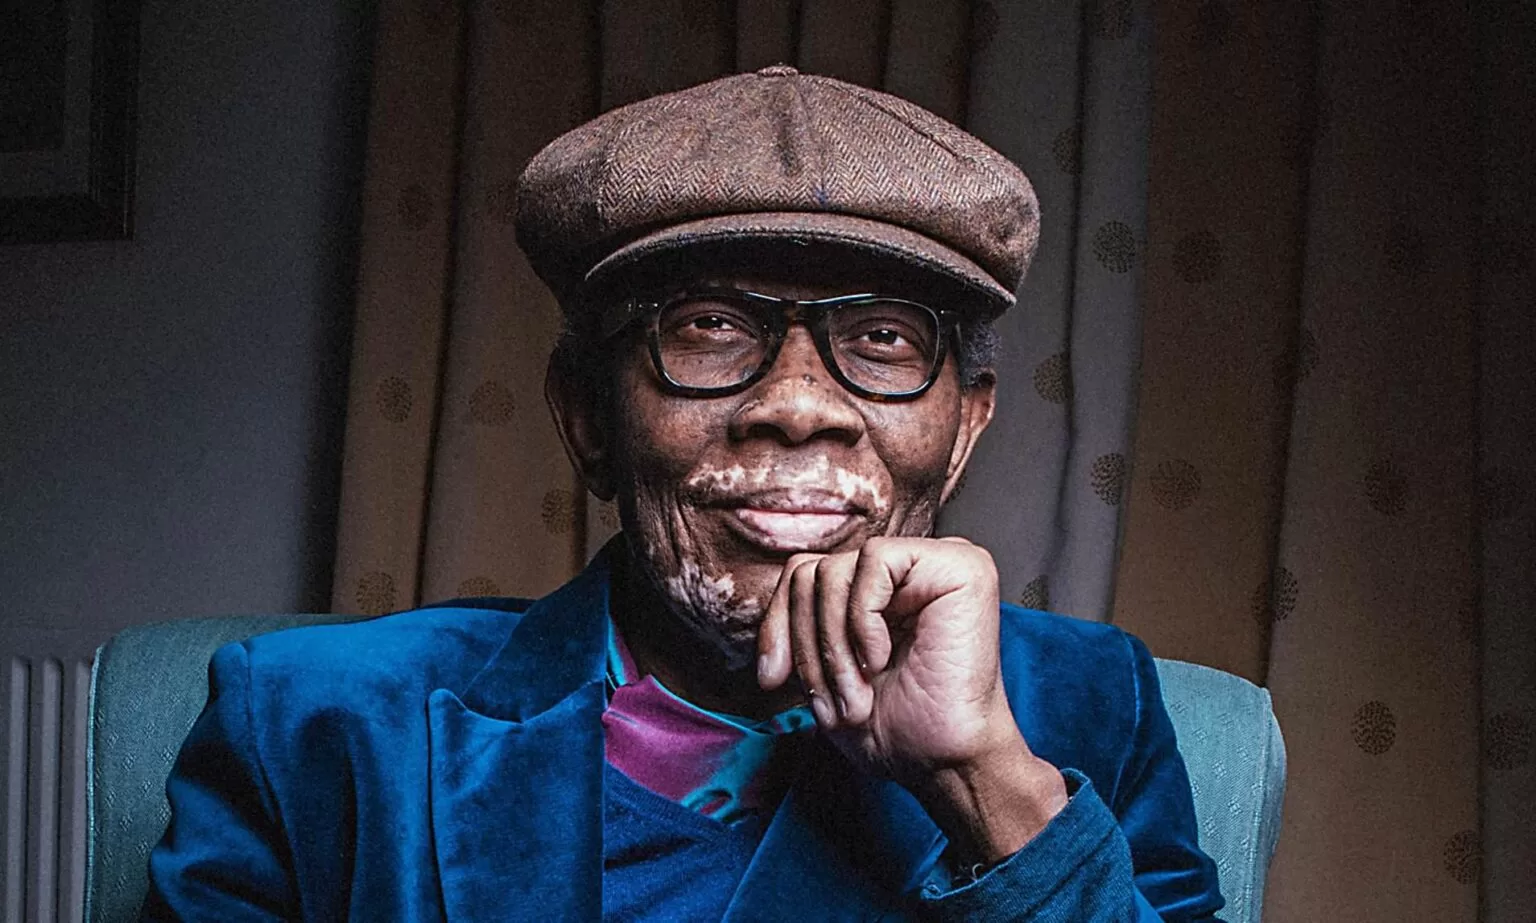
[658,299,764,347]
[665,309,753,338]
[859,327,907,347]
[689,313,737,331]
[836,315,932,361]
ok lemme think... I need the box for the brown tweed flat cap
[515,65,1039,318]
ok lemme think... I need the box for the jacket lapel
[723,741,948,922]
[427,551,614,922]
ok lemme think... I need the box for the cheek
[866,395,964,531]
[608,348,688,473]
[610,353,709,481]
[608,359,730,558]
[872,400,961,483]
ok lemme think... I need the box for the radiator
[3,658,90,923]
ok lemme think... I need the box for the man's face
[559,252,996,667]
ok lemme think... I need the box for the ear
[545,357,616,501]
[940,374,996,506]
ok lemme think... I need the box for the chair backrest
[86,616,1285,923]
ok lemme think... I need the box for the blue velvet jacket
[143,549,1225,922]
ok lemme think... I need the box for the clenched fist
[756,536,1070,863]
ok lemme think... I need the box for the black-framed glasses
[605,288,959,402]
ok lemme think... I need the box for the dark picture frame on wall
[1,0,141,244]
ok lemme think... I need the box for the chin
[643,555,765,671]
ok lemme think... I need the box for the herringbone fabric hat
[515,66,1039,318]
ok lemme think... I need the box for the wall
[0,0,374,666]
[1,1,373,914]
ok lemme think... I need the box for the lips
[713,489,864,553]
[732,509,858,551]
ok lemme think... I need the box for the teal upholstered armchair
[85,615,1286,923]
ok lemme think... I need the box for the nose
[728,327,865,446]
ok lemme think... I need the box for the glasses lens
[655,294,771,389]
[827,299,941,395]
[652,293,944,396]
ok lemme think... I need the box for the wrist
[912,727,1069,865]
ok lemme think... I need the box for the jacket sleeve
[915,634,1226,922]
[140,643,299,922]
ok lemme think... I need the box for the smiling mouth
[718,490,865,553]
[731,509,858,551]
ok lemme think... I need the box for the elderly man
[144,68,1223,922]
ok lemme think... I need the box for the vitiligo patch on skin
[628,458,898,669]
[683,458,890,514]
[651,554,764,669]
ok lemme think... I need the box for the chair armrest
[1154,658,1286,923]
[85,613,370,923]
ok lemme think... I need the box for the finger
[758,553,816,690]
[847,540,902,674]
[813,554,875,726]
[788,559,834,727]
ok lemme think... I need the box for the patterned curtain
[936,0,1151,623]
[1473,3,1534,917]
[1114,1,1534,920]
[331,0,1532,917]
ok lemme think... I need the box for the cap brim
[584,212,1014,317]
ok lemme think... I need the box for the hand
[757,536,1008,777]
[756,536,1068,859]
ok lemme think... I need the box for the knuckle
[832,663,860,687]
[980,553,999,584]
[971,546,998,578]
[947,540,994,577]
[815,556,849,593]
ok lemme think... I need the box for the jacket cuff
[916,769,1142,921]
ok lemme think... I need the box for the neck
[611,548,803,720]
